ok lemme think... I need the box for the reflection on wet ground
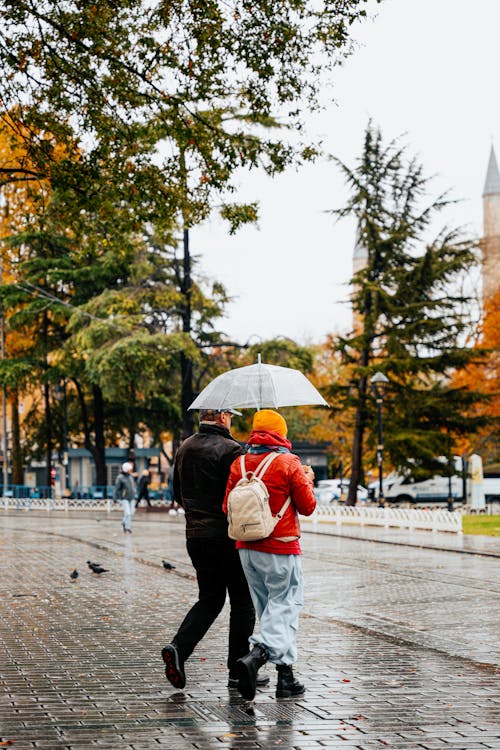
[0,513,498,749]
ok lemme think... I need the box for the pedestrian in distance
[161,408,269,691]
[136,468,152,509]
[223,409,316,701]
[113,462,136,533]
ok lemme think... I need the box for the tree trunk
[180,225,195,439]
[92,385,107,487]
[181,352,194,439]
[347,373,367,505]
[74,379,107,489]
[346,322,371,506]
[10,388,23,485]
[43,312,52,491]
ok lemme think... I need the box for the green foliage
[0,359,34,388]
[0,0,374,229]
[248,339,314,372]
[0,0,377,464]
[85,331,199,402]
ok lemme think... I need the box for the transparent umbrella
[189,355,329,411]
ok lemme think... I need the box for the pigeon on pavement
[162,560,176,570]
[70,569,79,580]
[87,560,109,574]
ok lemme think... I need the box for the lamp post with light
[370,371,389,508]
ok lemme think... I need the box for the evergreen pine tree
[329,124,489,505]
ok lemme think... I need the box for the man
[161,409,268,691]
[223,409,316,701]
[113,461,136,533]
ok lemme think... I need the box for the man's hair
[199,409,224,422]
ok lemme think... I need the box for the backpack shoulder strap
[274,496,291,520]
[239,454,247,479]
[254,451,280,480]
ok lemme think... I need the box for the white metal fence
[3,495,462,534]
[300,504,463,534]
[1,495,174,512]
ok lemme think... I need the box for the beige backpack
[227,453,291,542]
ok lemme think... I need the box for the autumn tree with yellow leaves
[453,292,500,465]
[0,116,50,483]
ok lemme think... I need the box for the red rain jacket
[223,430,316,555]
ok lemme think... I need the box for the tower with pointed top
[352,228,368,332]
[482,146,500,303]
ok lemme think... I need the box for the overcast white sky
[192,0,500,346]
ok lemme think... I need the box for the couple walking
[161,407,316,700]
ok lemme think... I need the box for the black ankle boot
[235,644,269,700]
[276,665,305,698]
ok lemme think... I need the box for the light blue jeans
[238,549,303,665]
[122,499,134,531]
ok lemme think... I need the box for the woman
[223,409,316,700]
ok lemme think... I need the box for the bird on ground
[162,560,176,570]
[70,569,79,580]
[87,560,109,574]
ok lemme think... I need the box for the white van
[381,471,463,505]
[483,476,500,501]
[370,459,500,506]
[370,457,464,505]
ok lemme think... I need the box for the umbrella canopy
[189,360,329,411]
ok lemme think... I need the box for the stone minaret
[482,146,500,303]
[352,227,368,332]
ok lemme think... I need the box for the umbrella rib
[269,369,279,408]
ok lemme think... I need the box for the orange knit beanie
[252,409,288,437]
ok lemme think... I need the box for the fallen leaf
[342,678,351,683]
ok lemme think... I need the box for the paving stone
[1,512,499,749]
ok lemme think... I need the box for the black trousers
[173,537,256,673]
[135,490,151,507]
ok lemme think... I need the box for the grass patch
[462,514,500,536]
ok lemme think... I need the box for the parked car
[314,479,368,504]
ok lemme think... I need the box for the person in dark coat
[161,409,268,691]
[136,469,152,509]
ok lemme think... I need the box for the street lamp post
[370,371,389,508]
[447,469,453,513]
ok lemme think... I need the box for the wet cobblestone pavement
[1,511,499,749]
